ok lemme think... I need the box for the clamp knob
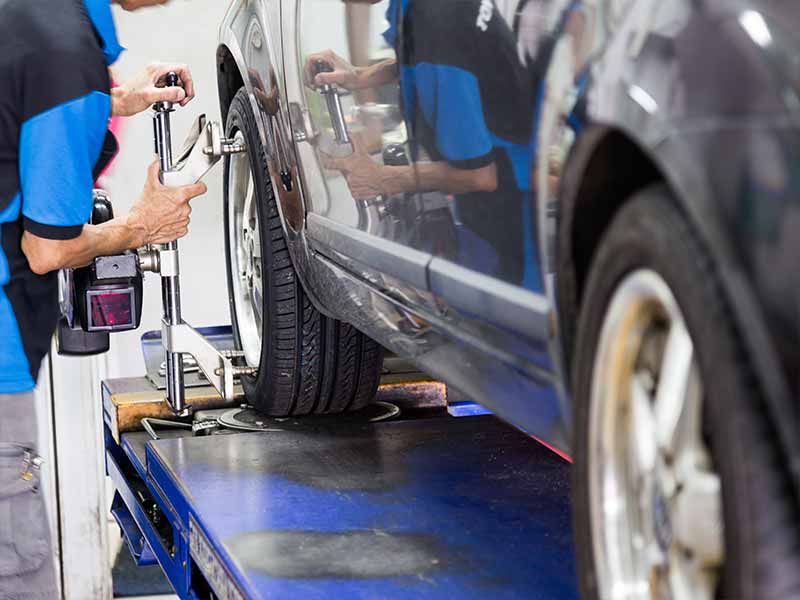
[154,72,181,113]
[313,60,334,92]
[313,60,333,76]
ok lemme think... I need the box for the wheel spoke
[251,221,262,260]
[654,321,694,456]
[243,172,255,229]
[667,538,719,600]
[251,279,263,319]
[630,373,658,477]
[673,464,724,568]
[237,243,249,279]
[243,171,262,260]
[667,545,699,600]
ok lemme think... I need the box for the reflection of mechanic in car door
[305,0,534,284]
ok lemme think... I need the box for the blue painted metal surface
[108,414,577,599]
[106,426,195,597]
[446,400,493,417]
[110,493,158,566]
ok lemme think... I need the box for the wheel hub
[652,485,673,553]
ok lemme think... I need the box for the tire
[571,184,800,600]
[223,88,383,416]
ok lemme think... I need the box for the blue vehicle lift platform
[105,383,577,599]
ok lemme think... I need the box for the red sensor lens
[90,292,133,328]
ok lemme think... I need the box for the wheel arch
[216,44,245,125]
[215,39,275,161]
[556,125,663,371]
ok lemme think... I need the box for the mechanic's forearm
[357,59,397,89]
[110,86,127,118]
[380,161,497,196]
[63,218,143,268]
[21,217,143,274]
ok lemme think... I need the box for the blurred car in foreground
[216,1,800,598]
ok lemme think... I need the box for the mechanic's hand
[322,135,385,200]
[304,50,363,91]
[127,161,207,246]
[112,62,196,117]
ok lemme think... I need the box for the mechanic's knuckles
[170,87,187,102]
[150,87,186,104]
[315,73,334,86]
[190,182,208,198]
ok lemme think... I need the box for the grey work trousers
[0,392,58,600]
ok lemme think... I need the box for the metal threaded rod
[153,72,187,415]
[214,366,259,378]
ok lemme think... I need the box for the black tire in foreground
[571,184,800,600]
[223,88,383,416]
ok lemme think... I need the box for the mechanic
[0,1,205,597]
[305,0,535,285]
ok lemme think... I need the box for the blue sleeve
[412,63,494,169]
[19,91,111,240]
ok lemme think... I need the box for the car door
[381,0,555,372]
[282,0,447,316]
[382,0,603,375]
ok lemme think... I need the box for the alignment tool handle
[314,61,350,145]
[152,77,187,416]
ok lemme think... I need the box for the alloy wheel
[227,129,263,367]
[588,269,724,599]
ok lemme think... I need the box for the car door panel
[428,259,550,345]
[383,0,554,373]
[282,0,443,318]
[307,213,430,291]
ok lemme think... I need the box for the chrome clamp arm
[149,72,247,416]
[160,115,246,187]
[160,321,237,406]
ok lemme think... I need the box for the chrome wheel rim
[589,269,724,600]
[227,130,262,368]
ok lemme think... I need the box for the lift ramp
[106,384,577,599]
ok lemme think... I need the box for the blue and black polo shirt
[385,0,537,286]
[0,0,122,393]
